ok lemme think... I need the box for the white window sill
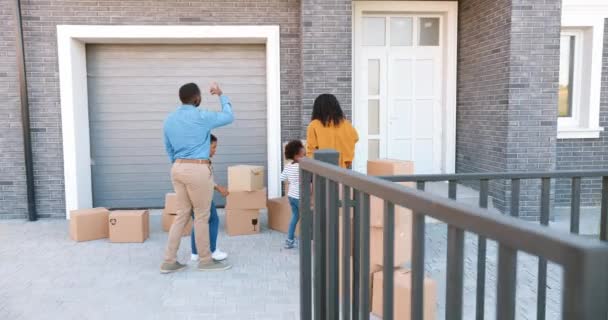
[557,127,604,139]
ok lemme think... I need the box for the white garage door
[87,44,267,208]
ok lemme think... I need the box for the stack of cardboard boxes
[70,208,149,243]
[367,159,437,320]
[162,193,192,237]
[225,165,266,236]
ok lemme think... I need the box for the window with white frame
[557,3,607,139]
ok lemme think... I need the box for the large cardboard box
[109,210,150,243]
[370,189,413,228]
[226,188,267,210]
[339,256,382,305]
[164,193,178,213]
[370,223,412,267]
[371,269,437,320]
[267,197,299,236]
[69,208,110,242]
[162,210,192,237]
[228,165,265,192]
[225,209,261,236]
[367,159,415,177]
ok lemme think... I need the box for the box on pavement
[225,209,261,236]
[162,210,192,236]
[109,210,150,243]
[226,188,267,210]
[371,269,437,320]
[367,160,415,228]
[228,165,265,192]
[370,223,412,267]
[339,256,383,306]
[164,193,178,213]
[267,197,299,236]
[69,208,110,242]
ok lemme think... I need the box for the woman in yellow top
[306,94,359,168]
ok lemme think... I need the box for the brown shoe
[198,260,232,272]
[160,261,187,274]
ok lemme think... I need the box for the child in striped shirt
[281,140,306,249]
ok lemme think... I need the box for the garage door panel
[88,43,267,208]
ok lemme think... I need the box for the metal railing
[379,170,608,320]
[298,150,608,320]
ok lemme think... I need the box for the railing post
[537,178,551,320]
[563,248,608,319]
[312,150,340,320]
[341,185,352,320]
[411,182,426,320]
[446,180,464,320]
[476,179,489,320]
[600,176,608,241]
[299,169,313,320]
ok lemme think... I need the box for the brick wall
[0,0,301,218]
[300,0,352,137]
[456,0,512,210]
[0,0,28,219]
[556,19,608,207]
[457,0,561,217]
[505,0,561,217]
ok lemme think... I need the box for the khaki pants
[164,162,214,264]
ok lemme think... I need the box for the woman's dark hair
[311,93,345,127]
[285,140,304,161]
[210,134,217,143]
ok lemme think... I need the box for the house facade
[0,0,607,219]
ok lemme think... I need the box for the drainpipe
[13,0,37,221]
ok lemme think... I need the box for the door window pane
[368,60,380,95]
[363,17,386,46]
[368,100,379,135]
[390,17,413,46]
[558,35,575,118]
[369,140,380,160]
[419,17,440,46]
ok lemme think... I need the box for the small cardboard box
[69,208,110,242]
[109,210,149,243]
[161,210,192,237]
[367,159,415,177]
[164,193,178,213]
[339,256,382,304]
[228,165,265,192]
[371,269,437,320]
[267,197,299,236]
[370,187,413,228]
[225,209,261,236]
[370,223,412,267]
[226,188,267,210]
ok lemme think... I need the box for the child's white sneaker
[191,254,199,261]
[212,249,228,261]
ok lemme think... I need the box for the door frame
[57,25,282,218]
[353,1,458,173]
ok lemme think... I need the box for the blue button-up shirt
[163,95,234,163]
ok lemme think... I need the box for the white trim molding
[352,1,458,173]
[559,1,608,139]
[57,25,282,218]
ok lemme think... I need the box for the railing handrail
[378,169,608,182]
[300,157,608,267]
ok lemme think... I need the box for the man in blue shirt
[161,82,234,273]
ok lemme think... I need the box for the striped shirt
[280,163,300,199]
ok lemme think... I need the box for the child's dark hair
[285,140,304,160]
[210,134,217,143]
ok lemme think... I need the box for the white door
[355,14,444,174]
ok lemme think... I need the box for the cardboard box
[228,165,265,192]
[109,210,150,243]
[367,159,415,177]
[339,256,382,304]
[226,188,267,210]
[371,269,437,320]
[162,210,192,237]
[164,193,178,213]
[225,209,261,236]
[370,186,413,228]
[69,208,110,242]
[370,224,412,267]
[267,197,300,236]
